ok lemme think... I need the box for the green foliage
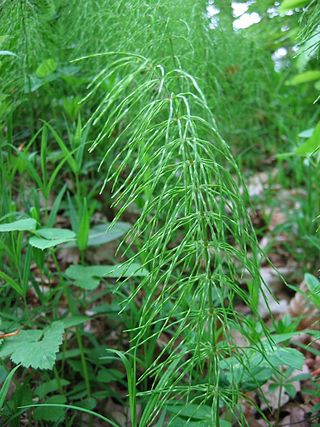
[0,322,64,369]
[0,218,36,232]
[0,365,20,409]
[220,339,304,387]
[165,402,224,426]
[66,263,148,290]
[35,379,70,399]
[21,403,121,427]
[287,70,320,85]
[296,121,320,155]
[34,394,66,422]
[29,228,76,250]
[36,58,58,78]
[304,273,320,307]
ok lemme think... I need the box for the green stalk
[19,0,35,130]
[51,251,91,397]
[53,367,63,394]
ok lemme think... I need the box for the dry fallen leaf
[265,207,287,230]
[245,417,268,427]
[246,170,277,198]
[289,279,320,329]
[260,380,290,411]
[105,398,128,427]
[280,405,310,427]
[258,266,289,318]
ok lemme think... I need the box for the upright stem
[51,251,91,397]
[19,0,35,129]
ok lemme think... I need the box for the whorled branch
[81,53,265,423]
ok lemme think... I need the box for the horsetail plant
[79,53,269,426]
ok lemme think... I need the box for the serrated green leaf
[0,331,43,360]
[0,322,64,369]
[29,228,76,250]
[34,395,66,422]
[29,236,70,250]
[0,218,36,232]
[65,262,148,290]
[36,58,57,78]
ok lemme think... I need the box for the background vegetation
[0,0,319,425]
